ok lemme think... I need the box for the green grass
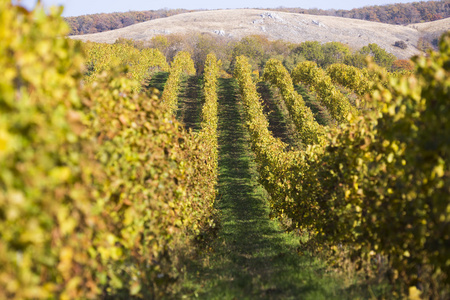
[176,78,374,299]
[177,75,203,132]
[146,71,169,94]
[295,84,333,127]
[257,82,302,150]
[147,72,203,131]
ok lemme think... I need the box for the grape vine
[262,59,326,145]
[291,61,358,123]
[161,51,196,115]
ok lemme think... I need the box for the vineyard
[0,2,449,299]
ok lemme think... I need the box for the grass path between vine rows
[176,77,375,299]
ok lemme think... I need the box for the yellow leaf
[432,164,444,178]
[387,153,394,163]
[408,286,422,300]
[130,282,141,295]
[49,166,71,183]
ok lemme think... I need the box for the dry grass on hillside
[71,9,450,59]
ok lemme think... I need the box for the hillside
[71,9,449,59]
[66,1,450,35]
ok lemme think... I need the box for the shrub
[394,40,408,49]
[359,43,397,69]
[417,37,433,51]
[392,59,414,71]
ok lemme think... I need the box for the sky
[15,0,428,17]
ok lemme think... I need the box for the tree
[150,35,169,54]
[191,33,218,74]
[292,41,324,65]
[322,42,351,66]
[231,35,269,72]
[344,52,367,69]
[283,52,305,72]
[359,43,396,69]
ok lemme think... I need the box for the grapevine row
[181,53,221,233]
[0,3,216,298]
[325,63,374,99]
[296,46,450,295]
[199,53,220,190]
[291,61,358,124]
[233,56,318,229]
[262,59,326,146]
[237,42,450,296]
[83,73,195,298]
[160,51,196,115]
[158,51,219,232]
[84,41,169,89]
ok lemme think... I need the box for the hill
[71,9,449,59]
[65,1,450,35]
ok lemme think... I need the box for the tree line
[65,9,192,35]
[119,34,412,76]
[273,0,450,25]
